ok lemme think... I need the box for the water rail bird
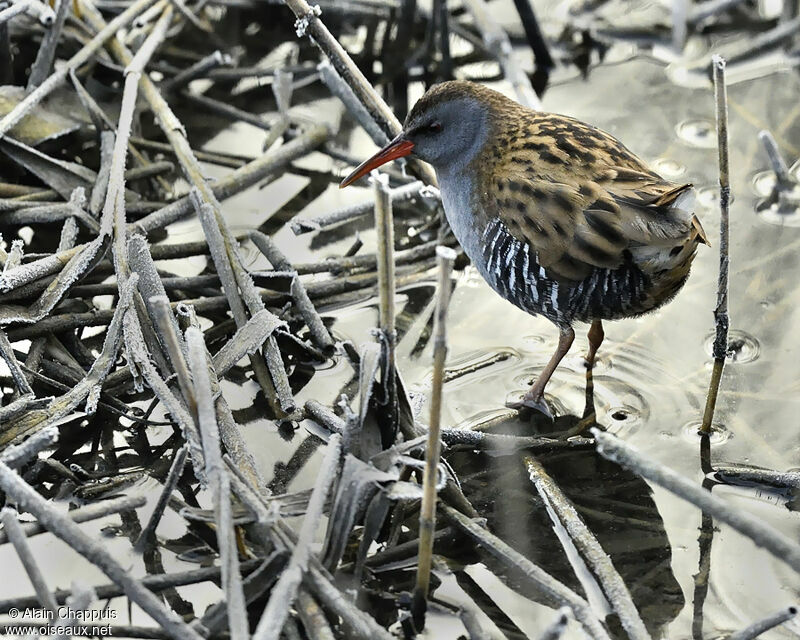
[341,80,709,417]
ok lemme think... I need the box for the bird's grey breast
[437,169,486,270]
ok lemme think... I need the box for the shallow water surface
[1,6,800,639]
[303,54,800,638]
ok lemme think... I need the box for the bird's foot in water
[506,392,553,420]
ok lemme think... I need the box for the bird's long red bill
[339,137,415,188]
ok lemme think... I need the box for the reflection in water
[692,434,715,640]
[446,396,683,637]
[450,448,684,636]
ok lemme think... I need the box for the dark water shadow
[445,400,684,637]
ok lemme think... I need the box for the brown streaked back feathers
[424,82,710,282]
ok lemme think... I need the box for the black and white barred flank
[479,219,654,326]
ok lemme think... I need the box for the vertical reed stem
[412,245,456,628]
[701,54,730,434]
[373,172,398,440]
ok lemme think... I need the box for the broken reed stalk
[0,560,261,611]
[280,0,437,185]
[27,0,70,90]
[591,429,800,574]
[0,460,204,640]
[318,60,389,146]
[161,49,233,93]
[290,180,434,234]
[460,0,542,110]
[185,326,248,640]
[252,434,343,640]
[701,54,730,434]
[91,131,115,216]
[0,328,34,396]
[281,0,399,136]
[441,503,611,640]
[374,172,395,335]
[728,605,798,640]
[0,1,34,26]
[758,130,793,188]
[7,0,53,24]
[373,171,398,435]
[0,426,58,469]
[149,295,197,420]
[135,445,188,549]
[0,496,145,547]
[524,456,651,640]
[0,0,159,137]
[713,464,800,489]
[0,507,59,613]
[413,245,456,624]
[111,2,175,273]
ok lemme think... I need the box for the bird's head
[339,81,491,188]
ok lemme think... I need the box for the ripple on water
[752,161,800,197]
[652,158,686,179]
[752,170,779,197]
[756,195,800,227]
[593,381,650,432]
[681,419,732,445]
[703,329,760,363]
[608,405,641,425]
[501,339,695,437]
[697,184,739,210]
[676,119,717,148]
[520,333,546,350]
[752,166,800,226]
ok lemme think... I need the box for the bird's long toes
[505,394,554,420]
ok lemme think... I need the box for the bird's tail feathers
[691,214,710,246]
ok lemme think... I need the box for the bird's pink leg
[585,319,604,368]
[508,326,575,416]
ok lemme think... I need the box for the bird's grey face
[338,93,489,189]
[403,97,488,172]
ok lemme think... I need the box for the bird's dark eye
[428,121,442,133]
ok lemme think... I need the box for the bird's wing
[489,168,702,282]
[598,168,707,247]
